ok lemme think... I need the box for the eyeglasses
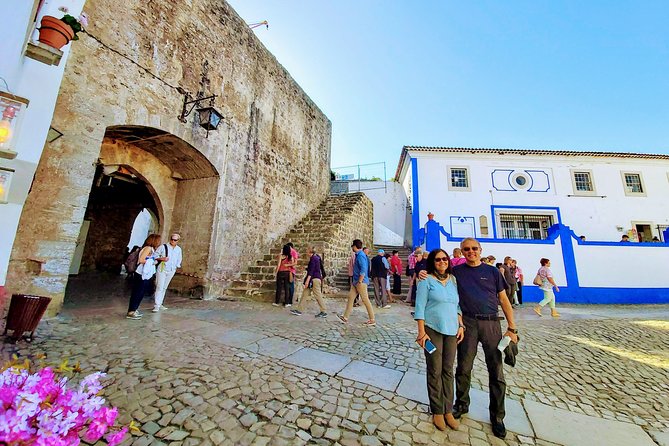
[171,239,179,242]
[434,257,449,263]
[462,246,480,252]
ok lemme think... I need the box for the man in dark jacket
[370,249,390,308]
[502,256,518,306]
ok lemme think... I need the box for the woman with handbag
[274,244,295,307]
[127,234,164,320]
[533,258,560,317]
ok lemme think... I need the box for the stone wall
[227,192,374,300]
[5,0,331,316]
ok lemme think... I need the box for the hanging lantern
[0,91,30,160]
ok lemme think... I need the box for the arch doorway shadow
[64,125,220,304]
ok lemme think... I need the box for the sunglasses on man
[462,246,479,252]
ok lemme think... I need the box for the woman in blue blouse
[415,249,465,431]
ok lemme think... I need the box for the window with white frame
[622,172,645,196]
[570,170,595,195]
[448,167,470,191]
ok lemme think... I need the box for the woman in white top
[127,234,165,320]
[533,258,560,317]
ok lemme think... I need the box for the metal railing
[330,162,387,195]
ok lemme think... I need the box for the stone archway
[8,124,220,315]
[100,126,220,283]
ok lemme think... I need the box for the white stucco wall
[573,238,669,288]
[340,180,408,245]
[0,0,84,285]
[405,151,669,243]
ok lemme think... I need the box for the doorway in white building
[633,222,653,242]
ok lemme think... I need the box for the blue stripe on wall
[411,157,420,249]
[521,286,669,305]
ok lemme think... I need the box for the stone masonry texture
[6,0,332,316]
[227,192,374,300]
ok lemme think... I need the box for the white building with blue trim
[394,146,669,304]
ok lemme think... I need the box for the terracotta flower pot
[38,15,75,50]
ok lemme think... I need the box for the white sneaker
[383,305,392,309]
[272,303,280,307]
[285,304,292,308]
[160,305,168,310]
[152,307,160,313]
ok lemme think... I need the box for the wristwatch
[507,328,518,334]
[458,324,466,331]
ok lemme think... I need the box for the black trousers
[275,271,291,304]
[392,273,402,294]
[517,281,523,304]
[424,326,457,414]
[455,316,506,423]
[128,276,150,312]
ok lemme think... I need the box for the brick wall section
[227,193,373,301]
[5,0,331,317]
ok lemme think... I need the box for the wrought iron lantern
[179,93,223,137]
[0,91,30,159]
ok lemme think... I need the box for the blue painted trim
[518,286,669,305]
[411,158,420,249]
[525,170,551,192]
[491,169,514,192]
[449,216,477,238]
[490,205,562,239]
[552,225,579,288]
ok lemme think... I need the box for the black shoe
[491,420,506,439]
[452,406,468,419]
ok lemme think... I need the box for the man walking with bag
[152,233,183,312]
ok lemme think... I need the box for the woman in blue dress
[414,249,465,431]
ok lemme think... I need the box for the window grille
[499,214,554,240]
[450,168,468,188]
[573,172,593,192]
[624,173,643,193]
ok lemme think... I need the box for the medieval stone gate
[5,0,332,316]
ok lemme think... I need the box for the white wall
[341,181,407,245]
[573,238,669,288]
[0,0,84,285]
[408,151,669,243]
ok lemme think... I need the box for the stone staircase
[224,193,373,300]
[330,244,413,296]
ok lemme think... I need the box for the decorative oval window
[512,172,531,190]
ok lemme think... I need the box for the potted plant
[38,7,89,50]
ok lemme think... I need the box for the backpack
[124,249,140,273]
[319,255,326,279]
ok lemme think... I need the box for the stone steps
[227,192,373,302]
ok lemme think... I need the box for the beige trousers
[297,278,326,312]
[343,282,375,321]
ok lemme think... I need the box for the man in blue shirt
[338,239,376,326]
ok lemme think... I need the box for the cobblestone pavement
[2,275,668,445]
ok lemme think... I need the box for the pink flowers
[0,358,127,446]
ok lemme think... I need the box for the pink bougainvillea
[0,358,128,446]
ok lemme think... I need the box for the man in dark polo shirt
[422,237,518,438]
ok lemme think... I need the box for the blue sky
[227,1,669,176]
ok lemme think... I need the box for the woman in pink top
[449,248,466,267]
[533,258,560,317]
[274,245,296,307]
